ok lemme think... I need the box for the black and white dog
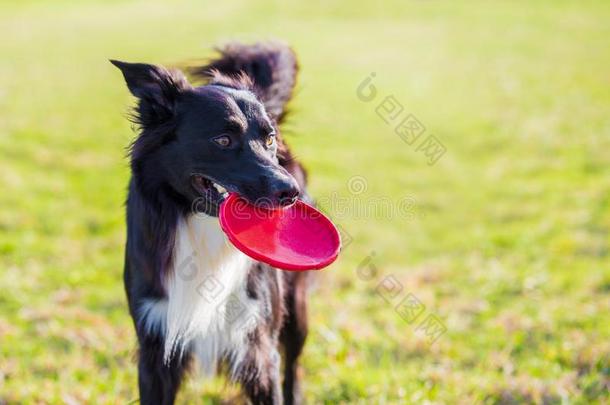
[112,42,310,405]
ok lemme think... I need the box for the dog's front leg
[137,335,190,405]
[237,343,283,405]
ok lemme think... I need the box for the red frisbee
[219,193,341,271]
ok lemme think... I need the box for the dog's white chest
[139,214,259,373]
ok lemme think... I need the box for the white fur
[137,213,259,375]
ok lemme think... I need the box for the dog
[112,42,310,405]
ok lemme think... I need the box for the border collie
[112,42,310,405]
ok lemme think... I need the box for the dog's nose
[272,180,300,207]
[276,188,299,207]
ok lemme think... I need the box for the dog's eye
[213,135,231,148]
[265,131,276,147]
[266,136,275,147]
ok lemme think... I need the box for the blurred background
[1,0,609,403]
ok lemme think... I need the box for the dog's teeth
[212,183,227,194]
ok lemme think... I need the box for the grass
[1,0,609,403]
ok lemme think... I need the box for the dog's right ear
[110,59,191,125]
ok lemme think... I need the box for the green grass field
[1,0,609,403]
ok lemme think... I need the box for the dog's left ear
[110,59,191,125]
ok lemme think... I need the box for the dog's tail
[190,41,298,122]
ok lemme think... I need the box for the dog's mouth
[191,174,230,215]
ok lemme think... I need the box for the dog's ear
[110,60,191,125]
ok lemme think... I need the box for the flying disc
[219,193,341,271]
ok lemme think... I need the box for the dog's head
[111,60,300,216]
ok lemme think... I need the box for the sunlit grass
[1,0,609,403]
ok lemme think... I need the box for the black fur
[191,41,298,122]
[114,42,309,405]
